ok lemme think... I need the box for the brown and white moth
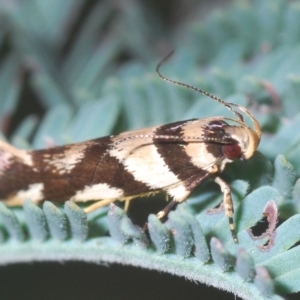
[0,52,261,243]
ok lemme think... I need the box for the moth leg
[214,176,238,243]
[157,199,178,219]
[124,200,130,212]
[84,199,116,214]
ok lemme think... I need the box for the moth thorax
[224,126,258,160]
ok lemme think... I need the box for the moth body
[0,118,241,204]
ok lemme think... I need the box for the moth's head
[227,102,262,160]
[223,123,261,160]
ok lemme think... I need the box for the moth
[0,52,261,243]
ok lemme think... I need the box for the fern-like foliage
[0,0,300,299]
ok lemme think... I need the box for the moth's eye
[222,144,242,159]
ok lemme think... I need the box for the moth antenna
[228,102,262,141]
[156,51,262,141]
[156,51,244,123]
